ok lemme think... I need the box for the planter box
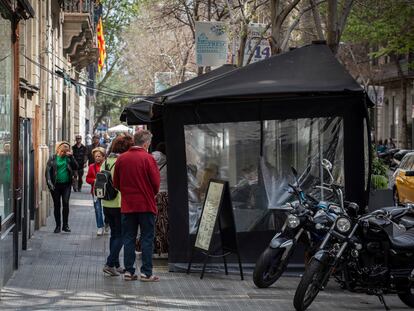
[368,189,394,212]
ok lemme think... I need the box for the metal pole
[319,119,324,201]
[12,15,21,270]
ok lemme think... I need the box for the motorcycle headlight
[336,217,351,233]
[287,215,300,228]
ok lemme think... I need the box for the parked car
[390,149,414,169]
[392,152,414,204]
[378,148,399,166]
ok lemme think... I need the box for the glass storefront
[185,117,344,234]
[0,16,13,221]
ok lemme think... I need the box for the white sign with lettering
[195,181,224,251]
[195,21,228,67]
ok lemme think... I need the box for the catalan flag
[97,16,106,72]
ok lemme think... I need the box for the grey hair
[134,130,152,146]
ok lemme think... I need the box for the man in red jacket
[113,130,160,281]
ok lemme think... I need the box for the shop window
[0,16,13,221]
[185,117,344,234]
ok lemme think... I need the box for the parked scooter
[253,159,347,288]
[293,205,414,311]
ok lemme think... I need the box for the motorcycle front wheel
[398,287,414,307]
[253,247,286,288]
[293,259,331,311]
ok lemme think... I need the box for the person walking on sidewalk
[86,147,106,236]
[152,142,169,257]
[72,134,87,192]
[113,130,160,281]
[86,135,103,165]
[45,141,78,233]
[102,135,134,277]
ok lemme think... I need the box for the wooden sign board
[194,181,224,251]
[188,179,243,280]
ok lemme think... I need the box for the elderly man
[113,130,160,281]
[72,135,87,192]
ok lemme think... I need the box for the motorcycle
[293,205,414,311]
[253,159,348,288]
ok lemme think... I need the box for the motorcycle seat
[400,217,414,229]
[380,207,408,219]
[389,228,414,250]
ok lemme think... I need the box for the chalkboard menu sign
[194,181,224,251]
[187,179,243,280]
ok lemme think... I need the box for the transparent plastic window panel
[185,117,344,234]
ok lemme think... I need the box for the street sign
[243,23,271,65]
[195,22,228,67]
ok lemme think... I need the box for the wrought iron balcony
[373,57,414,83]
[61,0,98,69]
[63,0,93,13]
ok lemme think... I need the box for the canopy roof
[107,124,133,133]
[166,43,366,105]
[120,64,237,124]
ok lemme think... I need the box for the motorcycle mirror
[322,159,333,172]
[347,202,359,217]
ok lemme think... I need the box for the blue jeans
[122,212,155,276]
[93,198,104,228]
[104,207,122,268]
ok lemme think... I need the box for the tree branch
[281,0,326,51]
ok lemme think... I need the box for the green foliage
[372,157,387,177]
[101,0,141,62]
[371,174,389,190]
[370,144,389,190]
[95,0,144,129]
[343,0,414,57]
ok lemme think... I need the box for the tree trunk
[270,0,282,55]
[310,0,324,40]
[237,23,249,67]
[400,78,408,148]
[395,59,408,148]
[300,0,316,44]
[327,0,338,53]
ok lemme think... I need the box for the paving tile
[0,188,410,310]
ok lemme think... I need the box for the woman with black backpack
[101,135,134,277]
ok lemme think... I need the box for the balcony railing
[373,59,414,82]
[62,0,96,33]
[63,0,93,14]
[61,0,98,69]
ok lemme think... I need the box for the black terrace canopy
[120,64,237,125]
[166,43,368,105]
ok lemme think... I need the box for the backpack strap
[106,161,116,171]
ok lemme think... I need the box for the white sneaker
[104,223,110,234]
[97,228,104,236]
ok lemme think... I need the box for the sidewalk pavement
[0,189,410,311]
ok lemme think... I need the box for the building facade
[0,0,98,289]
[373,54,414,149]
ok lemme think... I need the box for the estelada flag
[97,16,106,72]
